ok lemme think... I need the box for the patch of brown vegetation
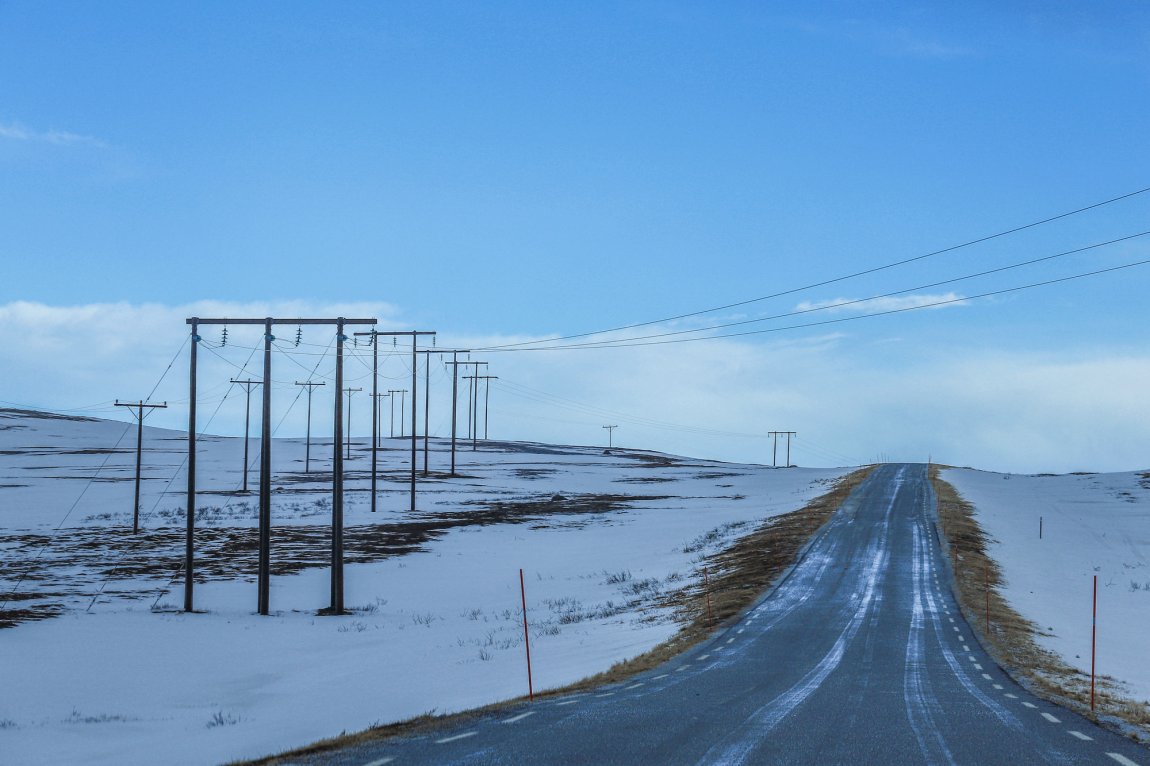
[241,466,875,765]
[930,466,1150,741]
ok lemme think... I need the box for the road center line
[1041,713,1060,723]
[555,699,580,706]
[363,758,394,766]
[1004,693,1017,699]
[698,654,710,661]
[625,682,644,690]
[1107,753,1140,766]
[652,674,670,680]
[1022,702,1037,709]
[992,684,1003,690]
[436,732,477,744]
[502,712,535,724]
[981,673,992,680]
[1068,731,1092,740]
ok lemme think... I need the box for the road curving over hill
[274,464,1150,765]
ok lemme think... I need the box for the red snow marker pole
[1091,574,1097,712]
[520,568,534,702]
[703,566,714,628]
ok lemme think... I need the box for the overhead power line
[497,229,1150,351]
[482,184,1150,351]
[484,256,1150,352]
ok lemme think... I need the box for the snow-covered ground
[0,409,850,765]
[943,468,1150,707]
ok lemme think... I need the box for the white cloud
[794,293,968,315]
[1,301,1147,475]
[0,121,107,148]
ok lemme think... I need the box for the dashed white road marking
[973,664,983,671]
[503,711,535,724]
[1004,693,1018,699]
[1022,702,1037,709]
[1041,713,1061,723]
[1107,753,1141,766]
[948,617,955,623]
[981,673,992,680]
[992,684,1003,690]
[962,645,970,651]
[737,628,745,634]
[676,665,689,672]
[1068,731,1092,741]
[555,699,580,706]
[625,682,644,690]
[595,692,615,698]
[698,654,711,661]
[436,732,477,744]
[967,655,976,661]
[652,674,670,680]
[363,758,394,766]
[953,626,959,632]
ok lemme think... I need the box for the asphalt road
[295,464,1148,765]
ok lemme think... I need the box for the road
[295,464,1148,765]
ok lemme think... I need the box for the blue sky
[2,3,1150,471]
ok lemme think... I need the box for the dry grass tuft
[931,466,1150,742]
[239,466,875,765]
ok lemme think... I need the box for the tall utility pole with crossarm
[294,380,325,473]
[603,425,618,449]
[114,399,168,534]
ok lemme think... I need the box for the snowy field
[943,468,1150,708]
[0,409,850,765]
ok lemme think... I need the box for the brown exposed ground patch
[242,466,875,765]
[930,466,1150,741]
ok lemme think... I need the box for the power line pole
[184,316,376,617]
[344,387,362,461]
[603,425,618,449]
[396,389,408,437]
[439,351,471,476]
[456,361,487,451]
[464,374,498,446]
[482,375,497,439]
[229,378,262,493]
[387,389,403,438]
[362,331,436,513]
[294,381,325,473]
[114,399,168,534]
[767,431,797,467]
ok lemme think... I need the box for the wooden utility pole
[361,331,436,513]
[464,374,498,445]
[184,317,376,617]
[294,381,325,473]
[767,431,797,467]
[437,351,471,476]
[229,378,262,492]
[344,387,362,460]
[114,400,168,534]
[603,425,618,449]
[455,361,487,450]
[387,389,403,438]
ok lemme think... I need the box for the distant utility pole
[425,350,470,476]
[358,331,436,514]
[481,375,497,440]
[344,387,362,460]
[396,390,409,437]
[456,361,487,445]
[464,375,498,447]
[603,425,618,449]
[114,399,168,534]
[185,316,376,617]
[294,381,325,473]
[230,378,262,492]
[387,389,403,438]
[767,431,797,467]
